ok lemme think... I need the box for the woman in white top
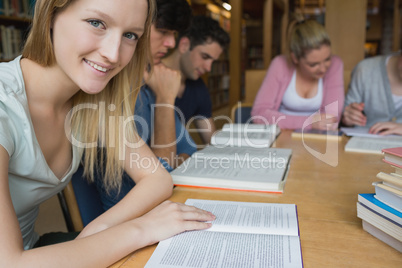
[251,13,344,130]
[0,0,214,267]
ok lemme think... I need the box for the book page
[185,199,299,236]
[145,200,302,268]
[172,157,288,185]
[341,127,399,138]
[345,136,402,154]
[211,130,275,148]
[145,232,302,268]
[192,146,292,162]
[222,123,279,135]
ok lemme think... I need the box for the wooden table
[111,130,402,267]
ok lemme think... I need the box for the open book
[341,127,400,138]
[145,199,303,268]
[211,123,280,148]
[171,146,292,193]
[344,136,402,154]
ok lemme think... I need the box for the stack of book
[356,147,402,252]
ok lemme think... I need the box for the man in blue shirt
[163,16,230,144]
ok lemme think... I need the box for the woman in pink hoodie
[252,16,344,130]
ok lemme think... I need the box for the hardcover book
[372,182,402,212]
[171,146,292,193]
[376,172,402,191]
[357,202,402,242]
[362,220,402,252]
[382,147,402,167]
[344,136,402,155]
[358,193,402,224]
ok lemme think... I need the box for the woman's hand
[369,122,402,136]
[133,201,215,245]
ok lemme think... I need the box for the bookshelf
[0,1,34,62]
[245,22,264,69]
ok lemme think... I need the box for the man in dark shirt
[163,16,230,144]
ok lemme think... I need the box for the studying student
[137,0,196,169]
[342,50,402,135]
[0,0,214,266]
[162,15,230,144]
[251,15,344,130]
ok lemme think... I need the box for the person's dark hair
[155,0,192,33]
[179,15,230,50]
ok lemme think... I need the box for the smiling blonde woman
[0,0,214,267]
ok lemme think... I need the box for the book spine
[11,0,18,16]
[4,0,11,16]
[21,0,29,17]
[0,0,4,15]
[6,27,13,59]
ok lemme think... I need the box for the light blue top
[345,53,402,126]
[0,56,81,249]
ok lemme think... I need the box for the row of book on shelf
[210,90,229,109]
[0,25,24,60]
[207,74,230,90]
[210,60,229,75]
[357,147,402,252]
[0,0,35,18]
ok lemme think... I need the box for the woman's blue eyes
[124,32,138,40]
[88,19,104,29]
[87,20,138,41]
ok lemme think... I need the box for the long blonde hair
[286,13,331,62]
[22,0,156,191]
